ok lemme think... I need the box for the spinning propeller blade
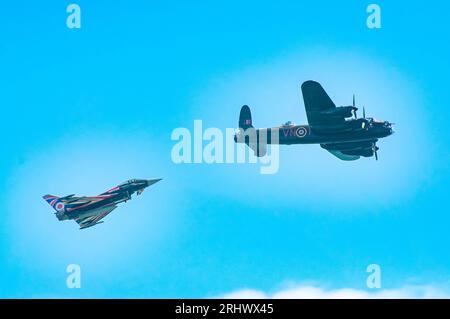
[372,142,379,161]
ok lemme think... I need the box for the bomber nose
[388,122,395,134]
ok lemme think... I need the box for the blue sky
[0,0,449,298]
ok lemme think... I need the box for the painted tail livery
[238,105,254,130]
[43,194,65,212]
[235,105,268,157]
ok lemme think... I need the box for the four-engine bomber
[234,80,394,161]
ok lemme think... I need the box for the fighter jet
[43,178,161,229]
[234,80,394,160]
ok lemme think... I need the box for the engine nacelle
[321,106,357,119]
[311,118,369,135]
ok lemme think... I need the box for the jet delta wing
[75,205,117,230]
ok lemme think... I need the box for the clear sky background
[0,0,449,298]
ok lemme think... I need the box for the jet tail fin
[239,105,254,130]
[43,194,64,212]
[43,195,59,208]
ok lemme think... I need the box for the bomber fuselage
[235,118,393,145]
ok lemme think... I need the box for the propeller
[372,142,379,161]
[352,94,357,119]
[363,106,366,119]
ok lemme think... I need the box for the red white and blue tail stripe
[43,195,66,212]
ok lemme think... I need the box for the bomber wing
[323,149,360,161]
[321,140,377,161]
[301,80,346,128]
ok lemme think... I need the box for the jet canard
[43,178,161,229]
[234,80,394,161]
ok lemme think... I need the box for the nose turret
[380,121,394,136]
[385,121,394,135]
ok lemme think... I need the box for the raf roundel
[296,126,308,138]
[55,202,65,212]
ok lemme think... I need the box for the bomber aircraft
[43,178,161,229]
[234,80,394,161]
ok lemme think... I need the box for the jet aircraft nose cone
[146,178,162,186]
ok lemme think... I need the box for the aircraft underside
[242,129,380,160]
